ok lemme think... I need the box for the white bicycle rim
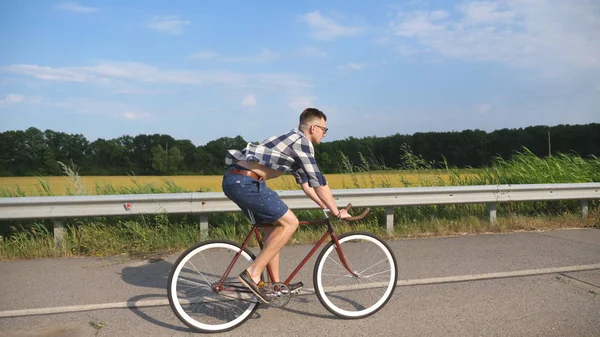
[315,234,396,317]
[169,242,258,332]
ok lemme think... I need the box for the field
[1,150,598,259]
[0,170,474,196]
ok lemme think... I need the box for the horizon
[1,1,599,146]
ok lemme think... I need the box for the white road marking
[1,263,598,318]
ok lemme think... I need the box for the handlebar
[326,203,370,221]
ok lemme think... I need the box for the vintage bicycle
[167,205,398,333]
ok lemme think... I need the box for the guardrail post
[385,207,394,234]
[487,203,497,227]
[199,214,209,238]
[580,200,588,222]
[53,219,65,249]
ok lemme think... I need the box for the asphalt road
[0,228,599,337]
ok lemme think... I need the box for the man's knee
[275,210,299,231]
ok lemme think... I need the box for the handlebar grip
[341,207,370,221]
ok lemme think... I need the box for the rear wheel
[167,240,259,333]
[313,232,397,319]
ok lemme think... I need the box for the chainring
[265,282,291,307]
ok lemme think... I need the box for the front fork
[328,224,360,278]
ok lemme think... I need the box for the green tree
[168,146,184,172]
[151,145,184,174]
[151,145,167,173]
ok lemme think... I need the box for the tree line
[0,123,598,177]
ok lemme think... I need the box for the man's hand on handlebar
[329,204,371,221]
[337,209,350,219]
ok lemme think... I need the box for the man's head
[299,108,328,144]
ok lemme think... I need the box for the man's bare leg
[245,210,298,284]
[260,226,281,283]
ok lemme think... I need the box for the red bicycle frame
[216,216,360,292]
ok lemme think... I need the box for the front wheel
[313,232,398,319]
[167,240,260,333]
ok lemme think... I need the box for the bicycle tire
[313,232,398,319]
[167,239,260,332]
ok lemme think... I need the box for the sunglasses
[314,125,329,134]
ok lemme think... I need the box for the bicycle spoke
[188,261,213,286]
[361,269,392,279]
[325,255,346,270]
[357,258,388,275]
[199,251,220,281]
[177,276,210,288]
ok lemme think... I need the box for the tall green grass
[1,148,598,259]
[449,148,600,185]
[444,148,600,217]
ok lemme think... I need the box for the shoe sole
[238,275,270,304]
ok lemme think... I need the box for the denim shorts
[222,169,289,224]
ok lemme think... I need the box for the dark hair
[299,108,327,127]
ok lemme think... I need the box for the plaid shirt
[225,129,327,187]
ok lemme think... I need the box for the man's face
[308,118,328,144]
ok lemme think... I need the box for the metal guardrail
[1,183,598,246]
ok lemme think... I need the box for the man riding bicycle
[222,108,350,303]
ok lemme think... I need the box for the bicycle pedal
[288,282,304,294]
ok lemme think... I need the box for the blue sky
[1,0,599,146]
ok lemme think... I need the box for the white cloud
[0,94,45,107]
[122,111,151,120]
[391,11,448,37]
[478,104,492,114]
[388,0,600,76]
[3,62,311,91]
[395,45,421,56]
[302,47,329,58]
[299,11,364,40]
[189,51,217,60]
[4,64,93,82]
[241,94,257,107]
[43,98,154,120]
[288,96,317,112]
[189,49,279,63]
[458,2,515,25]
[223,49,280,63]
[337,62,365,70]
[148,16,190,35]
[2,94,25,103]
[58,2,98,13]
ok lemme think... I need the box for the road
[1,228,599,336]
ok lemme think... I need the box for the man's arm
[300,182,327,208]
[291,137,349,218]
[313,184,349,218]
[300,182,349,218]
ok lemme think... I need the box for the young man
[222,108,350,303]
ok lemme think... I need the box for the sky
[0,0,599,146]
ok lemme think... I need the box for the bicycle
[167,205,398,333]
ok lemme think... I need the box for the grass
[0,147,599,259]
[1,210,596,260]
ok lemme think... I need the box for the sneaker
[238,270,270,304]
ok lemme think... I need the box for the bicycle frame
[215,213,358,293]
